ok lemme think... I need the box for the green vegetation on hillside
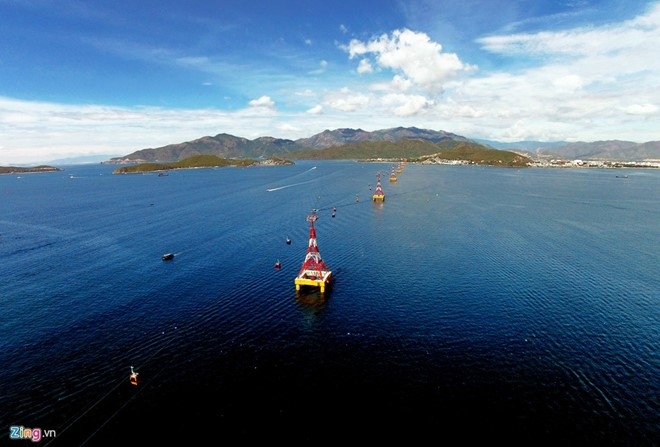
[288,139,443,160]
[412,144,533,167]
[112,155,260,174]
[285,139,533,167]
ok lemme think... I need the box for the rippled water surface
[1,161,658,445]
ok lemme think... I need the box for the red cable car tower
[389,167,398,182]
[372,173,385,202]
[294,210,332,293]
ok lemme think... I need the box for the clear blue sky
[1,0,658,164]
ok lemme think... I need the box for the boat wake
[266,166,317,192]
[266,166,316,192]
[267,178,316,192]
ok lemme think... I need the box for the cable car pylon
[294,210,332,294]
[372,173,385,202]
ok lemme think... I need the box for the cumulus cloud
[248,96,275,109]
[380,93,433,116]
[344,29,475,94]
[357,59,373,74]
[390,75,413,92]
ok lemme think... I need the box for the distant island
[111,155,294,174]
[0,165,61,175]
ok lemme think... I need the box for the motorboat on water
[162,253,174,261]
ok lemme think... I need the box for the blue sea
[1,161,658,446]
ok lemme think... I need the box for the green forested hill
[112,155,260,173]
[285,138,534,167]
[413,143,534,167]
[111,155,294,174]
[0,165,61,174]
[286,138,442,160]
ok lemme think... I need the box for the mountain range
[106,127,660,163]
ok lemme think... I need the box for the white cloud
[390,75,413,92]
[248,96,276,109]
[0,96,282,164]
[295,89,315,97]
[625,103,658,115]
[357,59,373,74]
[278,123,301,133]
[306,105,323,114]
[381,93,433,116]
[478,5,660,60]
[552,74,584,92]
[324,88,371,112]
[439,3,660,142]
[345,28,476,94]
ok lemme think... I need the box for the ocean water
[0,161,658,446]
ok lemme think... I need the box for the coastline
[3,156,659,174]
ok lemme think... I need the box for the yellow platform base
[295,272,332,293]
